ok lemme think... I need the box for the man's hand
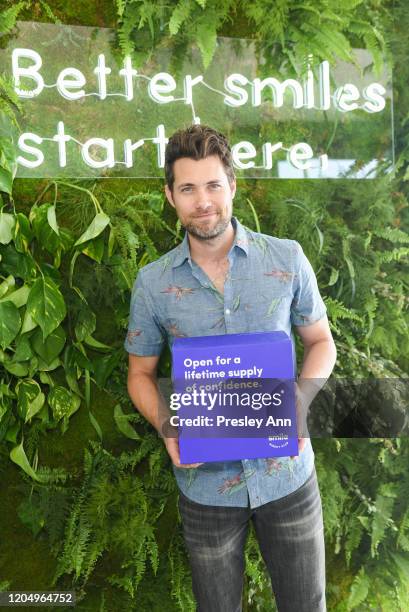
[163,436,204,469]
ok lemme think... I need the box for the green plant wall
[1,1,408,611]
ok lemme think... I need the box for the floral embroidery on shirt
[205,284,224,303]
[168,323,186,337]
[264,269,295,282]
[127,329,142,344]
[218,471,247,495]
[286,459,295,479]
[264,458,283,475]
[161,285,195,300]
[186,468,198,489]
[265,458,295,479]
[266,296,282,316]
[249,235,269,257]
[243,468,256,480]
[160,255,172,276]
[211,315,225,329]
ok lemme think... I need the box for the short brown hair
[165,124,235,189]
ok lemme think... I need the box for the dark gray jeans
[178,467,326,612]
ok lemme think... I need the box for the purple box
[171,331,298,463]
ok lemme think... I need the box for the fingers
[164,437,203,468]
[173,455,204,468]
[290,437,306,460]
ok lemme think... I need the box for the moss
[0,460,55,593]
[18,0,117,28]
[38,384,137,471]
[326,555,355,609]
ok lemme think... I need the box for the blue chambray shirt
[124,217,327,508]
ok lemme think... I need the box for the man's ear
[165,184,175,208]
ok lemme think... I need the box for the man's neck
[188,221,235,265]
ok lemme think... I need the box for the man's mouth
[194,212,218,218]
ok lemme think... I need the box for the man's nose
[195,186,212,209]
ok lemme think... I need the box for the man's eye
[209,184,222,190]
[181,187,193,193]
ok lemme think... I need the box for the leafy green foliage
[1,0,408,609]
[114,403,140,440]
[0,1,60,195]
[0,2,26,34]
[2,172,407,608]
[115,0,390,73]
[43,439,178,605]
[241,176,409,377]
[316,439,409,610]
[0,137,17,195]
[9,438,42,481]
[0,186,119,470]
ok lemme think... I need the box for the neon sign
[0,22,393,179]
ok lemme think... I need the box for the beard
[183,212,232,241]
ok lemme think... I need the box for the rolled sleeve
[124,271,165,356]
[291,242,327,326]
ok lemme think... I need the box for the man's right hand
[164,436,203,469]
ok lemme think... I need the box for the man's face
[165,155,236,240]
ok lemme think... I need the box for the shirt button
[225,308,231,315]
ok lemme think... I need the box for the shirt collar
[172,216,249,268]
[231,216,249,256]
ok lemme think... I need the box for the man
[125,125,336,611]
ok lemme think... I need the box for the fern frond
[371,494,395,557]
[38,0,61,24]
[0,2,25,36]
[324,296,362,323]
[345,519,364,567]
[347,566,370,609]
[377,247,409,264]
[397,509,409,552]
[373,227,409,244]
[169,0,192,35]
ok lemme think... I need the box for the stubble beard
[183,212,232,241]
